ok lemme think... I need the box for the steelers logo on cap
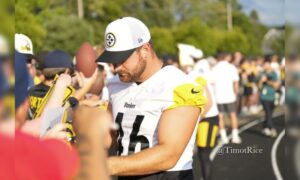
[106,33,116,47]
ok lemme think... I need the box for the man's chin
[119,76,131,83]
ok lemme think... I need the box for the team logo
[191,88,200,94]
[106,33,116,47]
[138,38,143,43]
[20,40,31,52]
[20,44,31,51]
[124,102,136,109]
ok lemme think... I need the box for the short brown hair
[42,68,68,80]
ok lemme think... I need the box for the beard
[118,55,146,83]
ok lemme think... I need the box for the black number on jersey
[115,112,150,155]
[115,113,124,156]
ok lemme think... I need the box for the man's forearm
[234,82,239,95]
[76,133,110,180]
[108,144,178,176]
[73,85,92,100]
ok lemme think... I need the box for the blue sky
[285,0,300,26]
[238,0,285,26]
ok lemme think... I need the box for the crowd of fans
[0,31,285,179]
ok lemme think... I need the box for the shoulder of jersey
[28,83,46,96]
[159,66,207,110]
[159,65,195,85]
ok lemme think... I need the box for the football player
[96,17,209,180]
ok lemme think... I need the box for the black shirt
[28,83,50,119]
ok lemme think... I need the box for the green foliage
[14,0,275,57]
[15,4,46,52]
[270,34,284,56]
[150,27,176,56]
[0,0,15,47]
[174,18,221,56]
[43,15,94,55]
[233,11,268,55]
[218,27,250,54]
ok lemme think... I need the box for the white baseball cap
[190,48,203,59]
[96,17,151,64]
[15,33,35,59]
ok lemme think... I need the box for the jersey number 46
[115,112,150,155]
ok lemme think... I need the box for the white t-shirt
[271,62,281,80]
[211,61,239,104]
[107,66,206,171]
[188,60,219,117]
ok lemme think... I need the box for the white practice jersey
[107,65,207,171]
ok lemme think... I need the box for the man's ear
[140,43,151,59]
[103,71,107,79]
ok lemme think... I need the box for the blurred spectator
[0,36,12,131]
[256,56,265,74]
[212,52,241,144]
[270,55,281,79]
[27,50,75,119]
[270,55,282,105]
[12,51,80,180]
[189,54,219,180]
[286,55,300,135]
[258,59,280,137]
[15,34,38,88]
[279,57,285,105]
[232,51,244,68]
[34,51,50,84]
[240,58,259,114]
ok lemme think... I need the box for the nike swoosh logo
[191,88,200,94]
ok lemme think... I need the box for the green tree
[0,0,15,47]
[84,0,176,44]
[233,11,267,55]
[174,18,221,56]
[150,27,176,56]
[43,15,94,55]
[15,4,46,53]
[218,27,250,54]
[250,10,259,22]
[15,0,270,57]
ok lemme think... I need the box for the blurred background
[14,0,284,57]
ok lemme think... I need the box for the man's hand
[21,120,68,142]
[56,74,72,87]
[78,69,98,89]
[20,118,42,137]
[42,123,68,141]
[43,74,72,110]
[73,69,99,100]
